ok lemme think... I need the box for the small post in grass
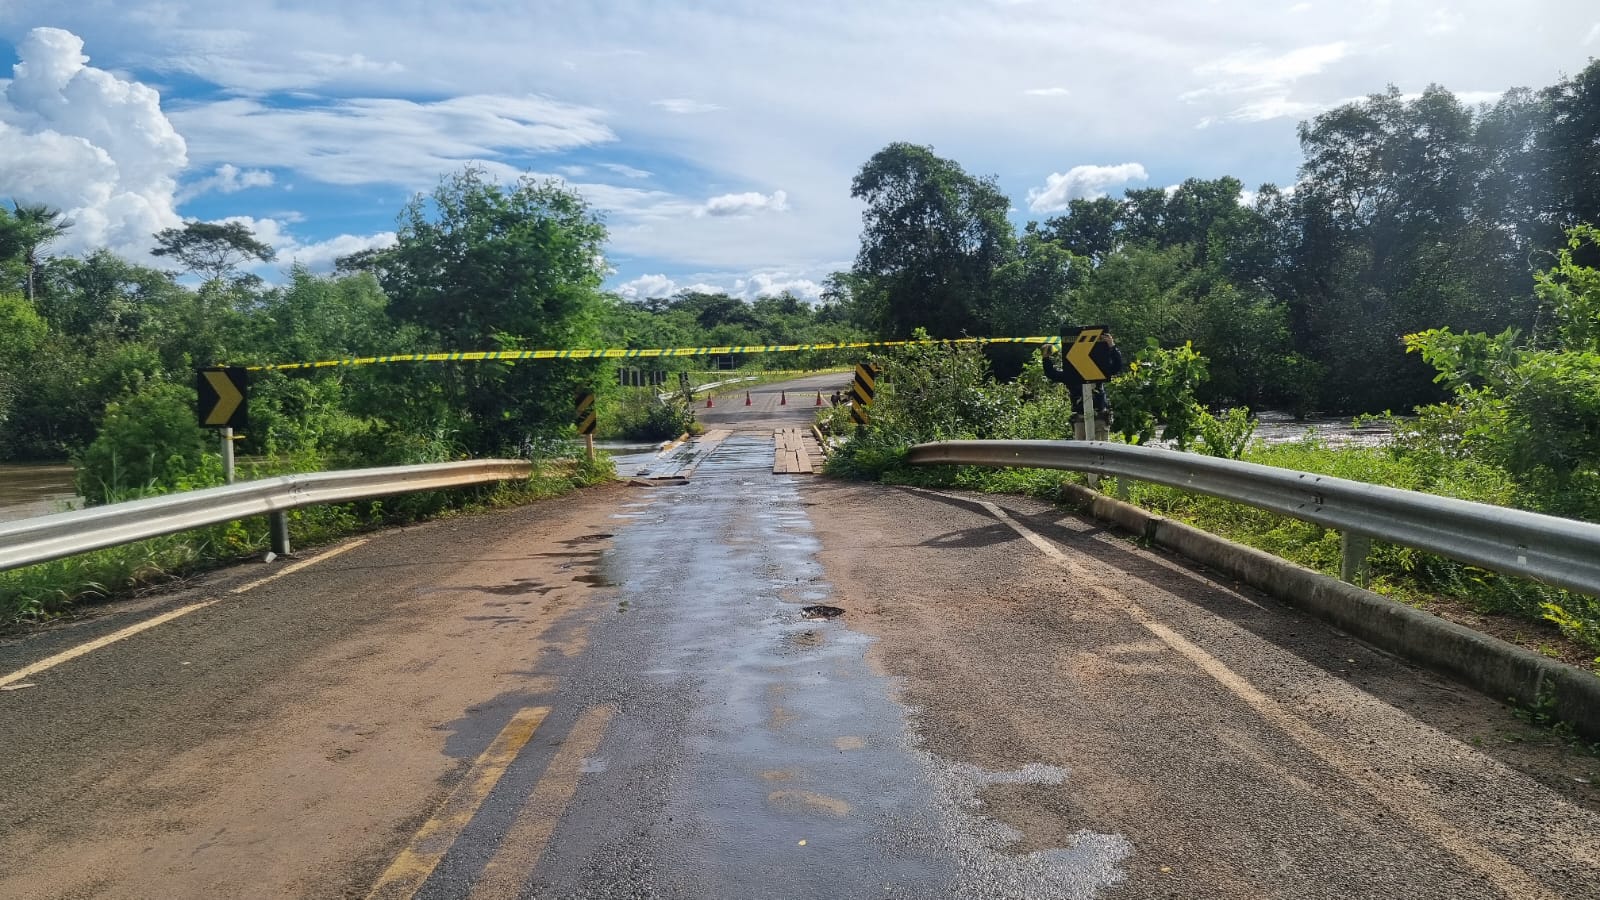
[1340,531,1373,587]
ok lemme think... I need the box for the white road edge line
[972,497,1563,900]
[0,539,369,689]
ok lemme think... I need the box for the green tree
[152,220,275,282]
[377,166,610,453]
[849,143,1014,338]
[4,202,71,301]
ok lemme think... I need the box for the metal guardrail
[0,460,533,573]
[907,440,1600,597]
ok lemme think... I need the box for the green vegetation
[823,329,1600,659]
[820,60,1600,665]
[0,454,611,623]
[832,63,1600,413]
[0,162,855,622]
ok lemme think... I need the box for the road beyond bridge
[0,374,1596,899]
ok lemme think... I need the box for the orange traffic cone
[745,391,752,406]
[780,390,787,406]
[815,391,823,406]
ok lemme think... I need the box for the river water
[0,463,78,522]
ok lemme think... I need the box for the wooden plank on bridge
[773,428,816,474]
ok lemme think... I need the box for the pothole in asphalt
[801,604,844,620]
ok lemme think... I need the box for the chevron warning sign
[575,391,597,436]
[849,363,881,427]
[196,367,248,429]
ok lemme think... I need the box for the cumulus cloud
[1026,163,1148,212]
[616,273,679,300]
[203,214,397,274]
[732,271,822,301]
[697,190,789,217]
[280,230,398,271]
[179,163,274,201]
[170,94,615,186]
[651,98,722,114]
[0,27,186,259]
[614,270,822,302]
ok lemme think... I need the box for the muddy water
[0,463,78,522]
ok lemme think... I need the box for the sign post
[196,367,248,484]
[1061,325,1118,487]
[575,390,597,461]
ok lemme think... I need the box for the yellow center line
[0,599,221,689]
[0,539,372,690]
[367,706,552,900]
[468,704,616,899]
[970,497,1563,900]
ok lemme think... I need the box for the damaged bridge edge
[1052,482,1600,743]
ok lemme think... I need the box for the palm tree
[11,202,71,301]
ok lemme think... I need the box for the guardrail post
[1340,531,1372,587]
[270,511,291,557]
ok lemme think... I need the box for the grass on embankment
[1,457,613,627]
[858,439,1600,672]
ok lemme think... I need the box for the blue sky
[1,1,1597,301]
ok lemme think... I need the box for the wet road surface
[2,374,1598,898]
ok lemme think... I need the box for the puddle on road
[523,434,1133,899]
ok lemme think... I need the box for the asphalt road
[2,375,1597,898]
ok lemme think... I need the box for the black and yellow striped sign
[575,391,597,436]
[849,363,881,427]
[235,336,1059,372]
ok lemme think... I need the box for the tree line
[831,59,1600,415]
[0,168,858,493]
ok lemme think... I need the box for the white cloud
[178,162,274,201]
[281,230,397,271]
[209,214,396,273]
[1197,96,1325,127]
[0,27,186,260]
[1023,87,1071,97]
[170,94,615,186]
[1196,41,1349,87]
[600,162,652,179]
[1587,23,1600,45]
[1185,41,1351,126]
[616,273,679,300]
[651,98,722,114]
[697,189,789,217]
[732,271,822,301]
[1426,9,1463,35]
[1026,163,1148,212]
[615,270,822,302]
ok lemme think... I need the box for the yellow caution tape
[240,336,1062,372]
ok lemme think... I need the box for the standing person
[1041,331,1124,440]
